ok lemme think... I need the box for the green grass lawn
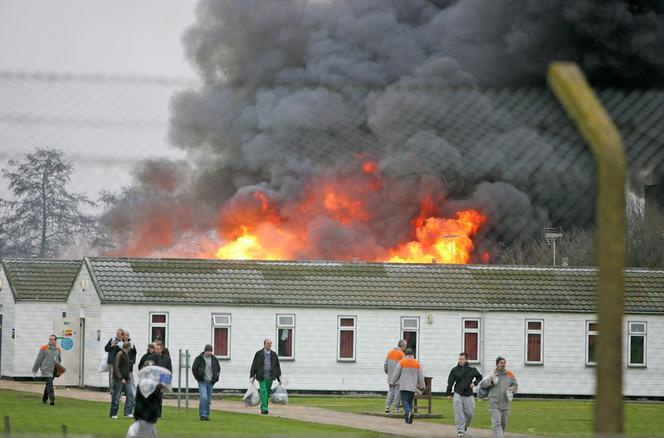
[0,389,387,437]
[286,395,664,436]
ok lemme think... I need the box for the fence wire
[0,70,662,267]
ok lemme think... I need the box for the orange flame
[211,161,488,264]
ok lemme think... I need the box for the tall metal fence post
[548,62,626,435]
[177,349,182,411]
[185,349,190,414]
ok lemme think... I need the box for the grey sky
[0,0,199,202]
[0,0,197,77]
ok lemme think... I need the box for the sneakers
[385,406,390,414]
[125,414,134,419]
[200,416,210,421]
[457,433,464,438]
[261,410,269,415]
[407,412,414,424]
[49,401,55,406]
[111,416,118,420]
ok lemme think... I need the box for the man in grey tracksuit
[32,334,61,405]
[447,352,482,437]
[480,356,518,438]
[383,339,406,413]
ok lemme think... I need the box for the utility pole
[543,228,563,266]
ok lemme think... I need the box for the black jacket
[138,353,153,370]
[192,352,221,384]
[126,342,137,371]
[250,349,281,381]
[446,363,482,397]
[151,352,172,372]
[134,386,162,424]
[113,350,132,382]
[104,337,122,364]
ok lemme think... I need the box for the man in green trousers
[250,339,282,414]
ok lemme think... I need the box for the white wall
[67,264,103,387]
[88,304,664,397]
[11,302,67,376]
[0,267,15,376]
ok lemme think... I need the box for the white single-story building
[1,257,663,397]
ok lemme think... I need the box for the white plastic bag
[243,381,260,407]
[137,365,172,397]
[271,384,288,404]
[98,352,109,373]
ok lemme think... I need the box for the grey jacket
[33,344,61,376]
[393,355,425,393]
[480,368,518,410]
[383,348,404,386]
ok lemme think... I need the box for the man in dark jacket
[151,341,172,372]
[446,352,483,438]
[250,339,282,415]
[192,344,221,421]
[127,360,162,437]
[110,342,135,419]
[104,328,124,391]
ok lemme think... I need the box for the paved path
[0,380,525,437]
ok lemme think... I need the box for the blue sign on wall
[60,338,74,351]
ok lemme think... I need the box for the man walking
[480,356,518,438]
[250,339,282,415]
[446,352,482,437]
[105,328,124,391]
[192,344,221,421]
[32,334,61,405]
[393,348,424,424]
[110,342,135,419]
[127,360,162,438]
[384,340,406,414]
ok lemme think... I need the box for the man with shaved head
[250,339,282,415]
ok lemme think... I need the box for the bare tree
[0,148,95,258]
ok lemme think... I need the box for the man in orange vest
[32,334,61,405]
[383,340,406,414]
[393,348,425,424]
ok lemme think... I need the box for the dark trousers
[400,390,415,417]
[42,377,55,402]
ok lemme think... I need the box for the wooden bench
[414,376,433,414]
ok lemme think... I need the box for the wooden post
[548,62,626,435]
[3,416,9,437]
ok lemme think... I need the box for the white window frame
[276,314,295,360]
[149,312,169,347]
[586,320,598,366]
[524,319,544,365]
[400,316,420,358]
[627,321,647,368]
[337,316,357,362]
[462,318,481,364]
[212,313,232,359]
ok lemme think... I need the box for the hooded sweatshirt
[480,368,518,410]
[384,348,405,385]
[393,355,425,393]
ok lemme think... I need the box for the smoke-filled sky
[94,0,664,262]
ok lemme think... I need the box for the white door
[53,314,80,386]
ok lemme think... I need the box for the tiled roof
[1,259,81,301]
[84,257,664,314]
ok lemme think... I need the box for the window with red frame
[338,316,356,361]
[212,314,231,358]
[525,320,543,364]
[462,319,480,362]
[149,313,168,346]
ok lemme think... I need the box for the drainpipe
[481,309,487,375]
